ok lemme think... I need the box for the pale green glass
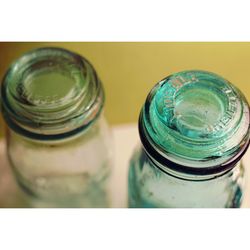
[128,70,250,208]
[1,47,113,207]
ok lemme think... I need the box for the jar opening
[173,83,226,138]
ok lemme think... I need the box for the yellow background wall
[1,42,250,137]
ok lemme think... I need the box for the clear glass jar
[1,47,113,207]
[128,70,250,208]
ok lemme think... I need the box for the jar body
[6,115,113,208]
[128,146,245,208]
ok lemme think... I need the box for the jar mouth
[140,70,250,175]
[1,47,104,139]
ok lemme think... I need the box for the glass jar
[128,70,250,208]
[1,47,113,207]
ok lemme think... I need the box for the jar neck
[1,47,104,140]
[145,150,241,181]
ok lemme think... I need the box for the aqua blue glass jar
[1,47,113,207]
[128,70,250,208]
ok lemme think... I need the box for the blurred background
[1,42,250,137]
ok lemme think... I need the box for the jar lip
[139,111,250,175]
[1,47,104,139]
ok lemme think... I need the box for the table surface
[1,124,250,208]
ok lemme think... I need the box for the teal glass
[128,70,250,208]
[1,47,113,207]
